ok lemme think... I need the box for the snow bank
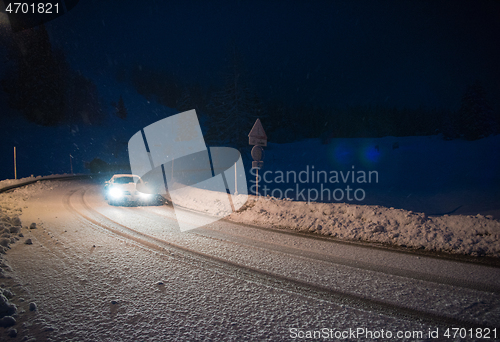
[0,174,85,194]
[229,195,500,257]
[0,189,42,340]
[0,176,39,190]
[163,182,500,257]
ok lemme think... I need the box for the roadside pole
[14,147,17,180]
[248,119,267,199]
[234,162,238,195]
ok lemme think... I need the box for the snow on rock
[0,293,17,319]
[2,289,13,299]
[0,186,40,340]
[0,205,24,252]
[0,315,16,328]
[7,328,17,338]
[229,195,500,257]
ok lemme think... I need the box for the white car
[104,174,164,206]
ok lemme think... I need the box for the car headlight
[109,187,124,199]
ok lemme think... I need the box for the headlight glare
[109,187,123,199]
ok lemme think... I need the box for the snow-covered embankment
[229,195,500,257]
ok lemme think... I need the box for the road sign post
[256,168,258,197]
[249,119,267,197]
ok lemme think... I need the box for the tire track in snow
[64,187,498,330]
[128,204,500,295]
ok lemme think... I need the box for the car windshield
[114,176,137,184]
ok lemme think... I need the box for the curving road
[5,179,500,341]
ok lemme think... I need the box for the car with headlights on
[104,174,164,206]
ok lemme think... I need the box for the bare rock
[0,238,10,247]
[29,302,37,311]
[24,239,33,245]
[29,223,36,229]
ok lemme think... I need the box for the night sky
[15,0,498,111]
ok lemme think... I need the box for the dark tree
[130,66,182,108]
[67,72,104,126]
[1,24,103,127]
[1,24,67,126]
[206,45,263,147]
[85,158,109,174]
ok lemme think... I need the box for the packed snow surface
[2,180,451,341]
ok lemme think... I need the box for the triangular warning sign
[248,119,267,139]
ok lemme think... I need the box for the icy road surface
[2,179,500,341]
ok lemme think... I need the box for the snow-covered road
[1,179,500,341]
